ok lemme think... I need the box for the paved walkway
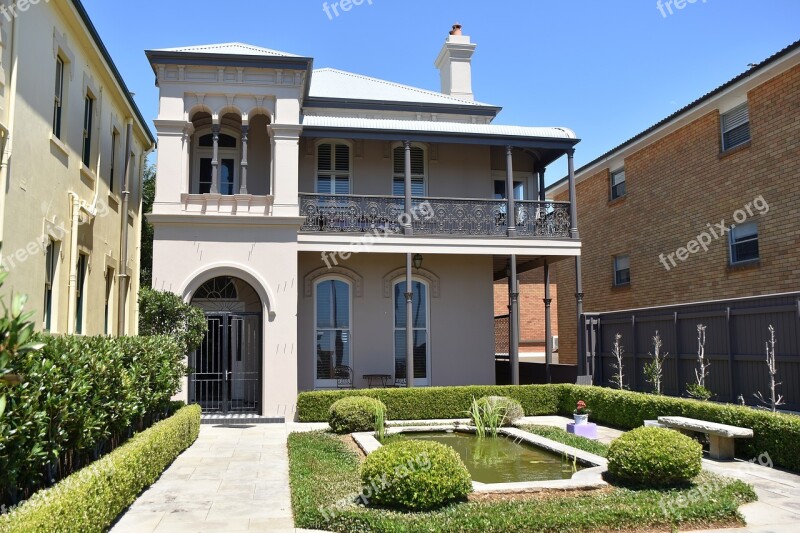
[111,422,326,533]
[112,417,800,532]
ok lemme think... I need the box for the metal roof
[152,42,300,58]
[302,115,577,140]
[309,68,497,107]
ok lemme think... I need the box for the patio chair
[334,365,354,389]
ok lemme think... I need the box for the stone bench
[658,416,753,460]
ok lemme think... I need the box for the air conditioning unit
[551,336,559,352]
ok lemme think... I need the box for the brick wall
[555,63,800,364]
[493,268,559,353]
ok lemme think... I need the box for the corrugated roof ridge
[312,67,494,106]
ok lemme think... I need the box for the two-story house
[147,26,582,418]
[0,0,154,336]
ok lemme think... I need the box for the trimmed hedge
[299,384,800,473]
[329,396,386,434]
[360,440,472,510]
[607,427,702,487]
[0,404,200,532]
[0,334,186,504]
[298,385,561,422]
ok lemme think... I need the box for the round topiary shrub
[607,427,702,487]
[471,396,525,426]
[360,440,472,510]
[328,396,386,434]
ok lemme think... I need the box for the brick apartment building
[550,40,800,371]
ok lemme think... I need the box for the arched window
[314,278,352,387]
[393,278,430,386]
[392,145,426,197]
[316,141,351,195]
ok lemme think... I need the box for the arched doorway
[189,276,263,414]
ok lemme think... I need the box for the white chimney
[434,24,476,102]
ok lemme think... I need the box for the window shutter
[335,144,350,172]
[317,143,332,172]
[722,104,751,150]
[393,146,425,176]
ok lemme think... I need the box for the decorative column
[508,256,520,385]
[210,123,220,194]
[506,146,516,236]
[405,253,415,388]
[404,140,413,236]
[544,260,553,384]
[239,124,249,194]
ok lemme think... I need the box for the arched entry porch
[189,276,263,414]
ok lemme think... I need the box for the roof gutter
[70,0,155,145]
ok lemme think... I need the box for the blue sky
[83,0,800,182]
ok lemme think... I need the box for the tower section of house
[0,0,155,336]
[147,27,582,418]
[549,41,800,400]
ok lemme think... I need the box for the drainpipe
[117,120,133,337]
[66,193,81,333]
[0,9,19,252]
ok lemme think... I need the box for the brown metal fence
[495,314,510,355]
[583,292,800,410]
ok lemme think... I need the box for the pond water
[399,431,584,484]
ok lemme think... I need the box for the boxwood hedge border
[0,404,201,532]
[297,384,800,472]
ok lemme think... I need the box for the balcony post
[568,148,578,238]
[404,140,413,236]
[405,253,415,387]
[506,146,517,236]
[538,165,546,202]
[567,147,586,374]
[239,124,249,194]
[508,256,520,385]
[210,123,220,194]
[544,260,553,384]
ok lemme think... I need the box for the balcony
[299,193,572,239]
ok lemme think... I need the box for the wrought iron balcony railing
[299,194,572,238]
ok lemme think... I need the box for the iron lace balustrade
[299,194,572,238]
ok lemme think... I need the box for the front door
[191,312,262,414]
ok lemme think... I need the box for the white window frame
[729,222,760,265]
[392,142,427,197]
[614,254,631,287]
[721,102,751,151]
[392,277,431,387]
[315,140,352,195]
[610,168,626,200]
[313,277,353,389]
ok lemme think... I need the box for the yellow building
[0,0,155,335]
